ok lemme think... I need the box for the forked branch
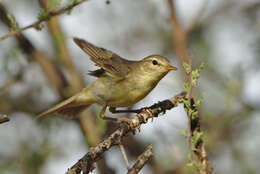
[66,92,187,174]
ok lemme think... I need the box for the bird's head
[133,55,177,88]
[141,55,177,74]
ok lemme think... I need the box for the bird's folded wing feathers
[73,37,130,78]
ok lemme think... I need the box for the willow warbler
[37,38,177,122]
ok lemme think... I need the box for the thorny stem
[168,0,212,173]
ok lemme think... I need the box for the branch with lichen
[127,144,153,174]
[65,92,187,174]
[0,0,88,42]
[182,62,213,174]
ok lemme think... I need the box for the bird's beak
[160,65,178,71]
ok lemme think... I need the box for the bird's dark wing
[74,38,130,78]
[88,68,105,77]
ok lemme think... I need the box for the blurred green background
[0,0,260,174]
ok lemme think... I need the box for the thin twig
[127,144,153,174]
[0,0,88,42]
[119,143,130,169]
[65,92,187,174]
[0,114,9,124]
[0,4,68,97]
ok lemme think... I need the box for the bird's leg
[107,107,133,125]
[99,106,132,125]
[99,106,117,121]
[109,107,141,114]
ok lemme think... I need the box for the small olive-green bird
[37,38,177,122]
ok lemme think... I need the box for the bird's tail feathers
[36,95,90,119]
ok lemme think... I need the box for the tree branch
[0,114,9,124]
[127,144,153,174]
[0,0,88,42]
[65,92,187,174]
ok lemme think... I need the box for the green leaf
[187,161,204,170]
[191,111,198,120]
[193,93,205,108]
[190,62,205,86]
[38,8,47,21]
[198,62,205,73]
[186,162,195,168]
[192,132,204,147]
[183,62,191,73]
[184,82,190,91]
[7,14,18,30]
[191,69,200,85]
[197,162,204,171]
[183,99,190,109]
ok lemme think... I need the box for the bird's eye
[152,60,158,65]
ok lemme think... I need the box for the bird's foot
[139,108,154,122]
[116,117,140,133]
[116,117,132,125]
